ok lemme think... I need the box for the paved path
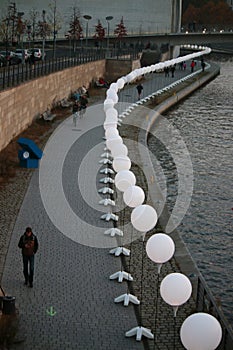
[2,62,202,349]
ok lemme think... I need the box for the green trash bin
[2,296,16,315]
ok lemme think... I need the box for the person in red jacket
[18,227,39,288]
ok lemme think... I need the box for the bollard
[2,296,16,315]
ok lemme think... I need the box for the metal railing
[196,274,233,349]
[0,48,141,91]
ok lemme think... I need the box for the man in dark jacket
[18,227,39,288]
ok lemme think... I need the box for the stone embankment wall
[0,58,140,153]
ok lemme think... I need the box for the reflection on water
[148,61,233,327]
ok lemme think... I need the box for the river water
[148,60,233,327]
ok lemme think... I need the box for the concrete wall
[0,57,141,153]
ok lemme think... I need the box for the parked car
[14,49,30,62]
[0,51,22,65]
[29,48,46,61]
[0,54,7,67]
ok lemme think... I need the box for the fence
[0,48,140,91]
[196,274,233,349]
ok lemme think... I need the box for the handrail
[0,48,141,91]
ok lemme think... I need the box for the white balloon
[111,143,128,157]
[113,156,131,172]
[105,127,119,139]
[123,185,145,207]
[131,204,158,232]
[110,82,118,92]
[146,233,175,264]
[105,107,118,121]
[105,114,118,123]
[180,313,222,350]
[115,170,136,192]
[103,120,117,130]
[117,78,125,90]
[104,98,114,111]
[106,136,123,151]
[106,89,118,104]
[160,273,192,307]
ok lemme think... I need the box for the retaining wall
[0,57,141,153]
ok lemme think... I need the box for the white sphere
[123,185,145,207]
[146,233,175,264]
[180,313,222,350]
[105,107,118,121]
[103,98,114,111]
[160,273,192,307]
[113,156,131,172]
[111,143,128,157]
[105,127,119,139]
[117,78,125,90]
[110,82,118,92]
[106,136,123,151]
[106,89,118,104]
[103,120,117,130]
[131,204,158,232]
[115,170,136,192]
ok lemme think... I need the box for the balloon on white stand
[180,313,222,350]
[113,156,131,172]
[131,204,158,233]
[123,185,145,207]
[105,107,118,121]
[111,144,128,158]
[106,89,118,104]
[160,273,192,316]
[103,120,117,130]
[105,127,119,139]
[106,136,123,151]
[146,233,175,273]
[104,98,114,111]
[115,170,136,192]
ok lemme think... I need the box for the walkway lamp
[83,15,92,47]
[106,16,113,49]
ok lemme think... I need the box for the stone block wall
[0,60,106,152]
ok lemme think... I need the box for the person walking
[190,60,195,73]
[136,83,143,100]
[79,94,88,118]
[18,227,39,288]
[72,100,80,127]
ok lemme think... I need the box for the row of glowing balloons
[102,46,222,350]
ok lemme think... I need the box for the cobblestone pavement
[1,63,207,349]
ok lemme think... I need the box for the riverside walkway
[1,62,222,350]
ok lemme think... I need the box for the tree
[114,17,127,39]
[182,0,233,31]
[48,0,63,59]
[67,6,83,52]
[37,10,51,60]
[93,20,105,47]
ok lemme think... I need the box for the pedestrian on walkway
[201,58,206,72]
[190,60,195,72]
[79,94,88,118]
[136,83,143,99]
[72,100,80,127]
[164,66,169,77]
[18,227,39,288]
[170,65,175,77]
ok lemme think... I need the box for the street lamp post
[83,15,92,47]
[106,16,113,50]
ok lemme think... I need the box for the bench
[94,80,108,88]
[60,98,72,108]
[42,110,56,121]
